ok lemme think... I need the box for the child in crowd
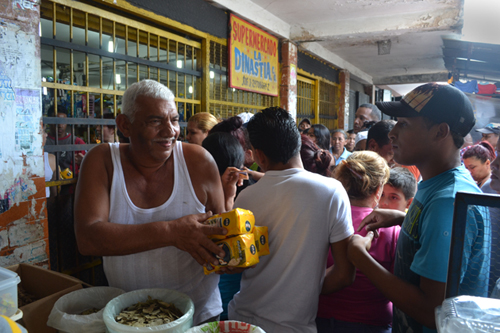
[379,167,417,212]
[317,151,399,333]
[202,132,245,321]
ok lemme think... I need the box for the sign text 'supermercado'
[229,14,279,96]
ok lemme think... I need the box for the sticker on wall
[13,0,39,11]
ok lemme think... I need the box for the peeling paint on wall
[9,218,44,247]
[0,240,47,266]
[0,19,42,213]
[0,176,36,214]
[0,229,8,250]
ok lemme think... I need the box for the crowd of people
[72,79,494,333]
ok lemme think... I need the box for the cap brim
[475,128,499,134]
[376,101,420,118]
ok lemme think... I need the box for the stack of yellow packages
[204,208,270,274]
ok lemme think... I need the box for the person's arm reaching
[321,236,355,294]
[357,208,405,235]
[74,144,228,266]
[348,232,445,329]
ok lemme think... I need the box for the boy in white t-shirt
[224,107,355,333]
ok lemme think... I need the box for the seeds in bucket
[115,296,183,327]
[80,308,101,315]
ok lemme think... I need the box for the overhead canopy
[443,38,500,83]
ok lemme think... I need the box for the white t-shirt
[228,168,353,333]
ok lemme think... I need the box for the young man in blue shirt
[348,83,490,333]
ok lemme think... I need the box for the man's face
[96,125,115,143]
[481,133,499,148]
[379,184,411,212]
[353,107,374,133]
[490,137,500,192]
[369,141,394,166]
[49,113,68,138]
[389,117,431,167]
[186,121,208,146]
[299,121,311,132]
[331,132,346,154]
[345,133,356,152]
[129,96,180,161]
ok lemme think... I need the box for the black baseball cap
[475,123,500,135]
[376,83,475,137]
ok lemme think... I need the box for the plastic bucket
[185,320,266,333]
[47,286,125,333]
[103,288,194,333]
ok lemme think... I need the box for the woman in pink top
[317,151,399,333]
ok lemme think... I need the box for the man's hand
[347,232,374,266]
[221,167,245,211]
[169,211,228,266]
[358,208,405,235]
[75,152,85,166]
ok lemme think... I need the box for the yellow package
[206,208,255,240]
[253,226,270,257]
[204,233,260,275]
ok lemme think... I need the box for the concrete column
[339,70,350,130]
[280,41,298,119]
[365,85,376,103]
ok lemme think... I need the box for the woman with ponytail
[317,151,399,333]
[462,141,496,188]
[300,134,334,177]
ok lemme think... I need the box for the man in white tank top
[74,80,231,324]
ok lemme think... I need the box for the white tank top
[103,142,222,324]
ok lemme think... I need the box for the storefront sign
[229,14,278,96]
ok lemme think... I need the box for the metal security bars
[40,0,202,189]
[297,71,340,131]
[208,41,276,119]
[297,75,315,122]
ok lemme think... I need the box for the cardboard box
[6,264,86,333]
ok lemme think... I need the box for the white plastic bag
[185,321,266,333]
[47,286,124,333]
[102,288,194,333]
[435,295,500,333]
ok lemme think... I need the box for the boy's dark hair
[423,117,464,149]
[347,129,354,135]
[359,103,381,121]
[331,129,347,140]
[202,132,245,176]
[387,167,417,200]
[46,104,68,117]
[304,124,331,150]
[367,120,396,147]
[247,107,301,165]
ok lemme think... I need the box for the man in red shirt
[45,105,86,175]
